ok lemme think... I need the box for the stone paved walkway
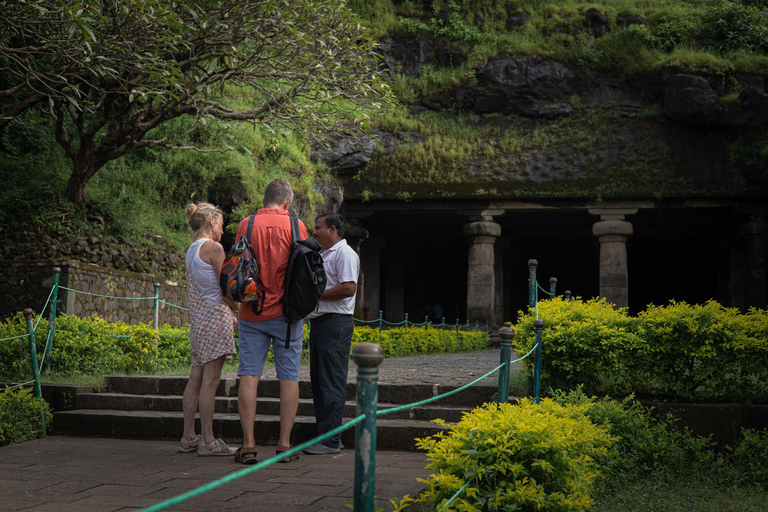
[239,348,523,387]
[0,437,430,512]
[1,349,521,511]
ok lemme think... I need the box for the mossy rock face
[341,114,765,202]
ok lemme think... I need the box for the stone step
[105,375,499,407]
[52,410,443,451]
[75,393,474,422]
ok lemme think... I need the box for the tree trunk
[65,157,102,205]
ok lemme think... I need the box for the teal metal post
[466,320,470,332]
[44,267,61,373]
[497,322,514,404]
[549,277,557,298]
[425,316,429,331]
[352,343,384,512]
[532,319,544,404]
[378,310,383,344]
[153,283,160,331]
[441,317,445,331]
[528,259,538,311]
[404,313,408,331]
[23,308,45,435]
[475,320,479,331]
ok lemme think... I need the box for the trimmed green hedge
[513,298,768,402]
[0,314,489,381]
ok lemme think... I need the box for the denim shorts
[237,316,303,381]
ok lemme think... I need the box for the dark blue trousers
[309,316,354,448]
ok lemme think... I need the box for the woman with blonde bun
[179,202,238,456]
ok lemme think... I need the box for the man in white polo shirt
[303,212,360,455]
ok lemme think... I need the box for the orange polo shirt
[234,209,308,322]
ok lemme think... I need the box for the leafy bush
[351,325,488,357]
[550,388,715,479]
[513,297,637,394]
[633,302,768,401]
[0,387,53,447]
[0,314,487,381]
[723,428,768,486]
[700,4,768,53]
[0,313,194,381]
[648,8,703,52]
[512,298,768,402]
[414,399,615,511]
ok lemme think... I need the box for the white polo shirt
[308,238,360,317]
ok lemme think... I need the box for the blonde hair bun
[185,203,198,218]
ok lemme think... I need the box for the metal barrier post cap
[534,319,545,328]
[527,259,538,267]
[499,323,515,343]
[352,343,384,368]
[23,308,35,319]
[53,267,61,274]
[549,277,557,283]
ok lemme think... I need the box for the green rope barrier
[381,319,407,326]
[353,318,380,324]
[59,286,156,301]
[376,342,538,417]
[439,480,472,510]
[376,363,504,417]
[0,333,29,342]
[37,328,54,374]
[30,285,56,334]
[158,299,190,311]
[0,380,35,392]
[536,282,553,297]
[140,415,365,512]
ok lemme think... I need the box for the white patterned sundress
[185,241,236,366]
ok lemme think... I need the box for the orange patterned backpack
[219,214,265,314]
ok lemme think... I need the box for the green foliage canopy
[0,0,391,203]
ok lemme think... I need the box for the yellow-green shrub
[415,399,615,511]
[633,301,768,401]
[0,387,52,447]
[513,297,638,394]
[0,315,487,381]
[350,325,488,357]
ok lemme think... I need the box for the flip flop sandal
[234,446,258,465]
[276,445,300,463]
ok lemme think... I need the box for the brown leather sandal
[234,446,258,465]
[275,445,300,463]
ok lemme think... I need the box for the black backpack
[281,215,327,348]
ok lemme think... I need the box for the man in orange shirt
[233,179,308,464]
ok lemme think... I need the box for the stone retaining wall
[0,260,188,327]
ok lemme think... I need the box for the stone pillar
[383,250,408,322]
[344,223,369,319]
[361,237,386,320]
[590,209,636,308]
[462,212,502,324]
[740,218,766,309]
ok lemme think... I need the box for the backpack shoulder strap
[289,215,300,244]
[245,214,256,242]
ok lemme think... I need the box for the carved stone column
[590,209,636,308]
[740,218,766,309]
[344,223,369,319]
[462,212,502,324]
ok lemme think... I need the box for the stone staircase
[52,375,501,450]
